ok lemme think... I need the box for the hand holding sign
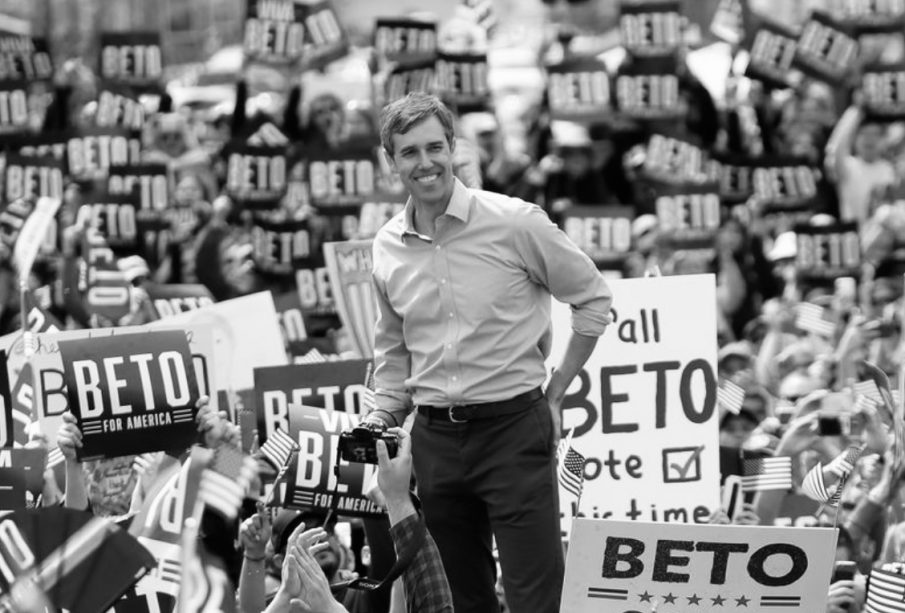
[56,412,82,463]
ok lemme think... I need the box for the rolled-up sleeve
[513,203,613,336]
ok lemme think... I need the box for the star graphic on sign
[735,595,750,607]
[687,594,702,605]
[638,591,654,603]
[711,595,726,606]
[663,593,677,605]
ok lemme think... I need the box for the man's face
[389,116,455,208]
[855,124,884,161]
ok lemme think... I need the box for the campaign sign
[307,146,377,211]
[0,448,48,505]
[7,132,68,164]
[96,85,146,130]
[99,32,164,91]
[274,290,310,359]
[146,283,215,320]
[4,154,64,202]
[548,57,612,121]
[615,62,685,121]
[643,134,709,183]
[0,79,30,135]
[61,228,132,326]
[560,519,836,613]
[108,163,169,212]
[358,198,405,239]
[795,222,861,282]
[0,35,53,81]
[75,188,142,251]
[751,157,821,213]
[829,0,905,34]
[66,127,142,181]
[862,63,905,119]
[710,156,754,206]
[547,275,721,537]
[0,351,11,448]
[251,215,317,275]
[296,266,336,316]
[299,0,349,70]
[619,0,683,58]
[244,0,306,64]
[58,330,200,460]
[383,58,437,105]
[745,17,799,89]
[324,240,375,358]
[0,467,24,509]
[655,183,721,251]
[284,404,382,516]
[374,18,437,65]
[436,52,489,112]
[254,359,371,444]
[793,12,859,85]
[563,206,633,267]
[224,142,288,210]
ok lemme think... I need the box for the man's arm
[377,430,454,613]
[369,271,414,427]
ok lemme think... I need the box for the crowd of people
[2,1,905,612]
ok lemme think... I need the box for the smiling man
[367,92,612,613]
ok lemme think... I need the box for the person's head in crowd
[718,341,753,381]
[459,112,500,168]
[588,123,615,169]
[785,125,821,163]
[717,218,748,256]
[777,366,821,405]
[151,113,192,158]
[719,408,759,448]
[855,120,886,164]
[344,100,377,142]
[551,121,593,178]
[306,93,346,147]
[174,174,206,208]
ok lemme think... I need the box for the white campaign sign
[548,274,721,537]
[561,519,837,613]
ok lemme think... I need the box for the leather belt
[416,387,543,423]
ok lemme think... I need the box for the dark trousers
[412,394,564,613]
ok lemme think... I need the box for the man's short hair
[379,92,455,157]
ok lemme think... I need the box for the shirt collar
[401,178,470,240]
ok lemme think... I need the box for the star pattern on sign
[735,595,750,607]
[638,591,654,603]
[711,595,726,606]
[662,593,677,605]
[687,594,702,605]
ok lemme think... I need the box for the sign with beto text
[284,404,383,517]
[547,275,721,537]
[58,330,199,460]
[561,519,837,613]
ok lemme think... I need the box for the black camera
[338,422,398,464]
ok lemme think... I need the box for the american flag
[557,432,585,500]
[795,303,836,337]
[258,427,298,470]
[866,567,905,613]
[296,348,328,364]
[801,462,830,503]
[198,446,258,520]
[46,447,64,470]
[718,380,745,415]
[854,380,884,404]
[741,456,792,492]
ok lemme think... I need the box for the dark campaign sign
[374,18,437,65]
[4,154,64,203]
[0,351,11,448]
[224,142,288,210]
[254,359,371,444]
[274,290,309,359]
[306,145,377,212]
[793,11,859,84]
[0,35,53,81]
[745,17,799,89]
[751,156,821,214]
[108,164,169,212]
[66,127,142,182]
[0,79,30,135]
[75,188,142,251]
[0,448,48,508]
[99,32,163,92]
[862,62,905,119]
[298,0,348,70]
[563,206,634,267]
[655,182,722,251]
[282,404,383,517]
[619,0,683,58]
[59,331,200,460]
[548,57,612,121]
[383,58,436,105]
[251,215,316,275]
[795,222,861,282]
[145,283,215,320]
[245,0,307,64]
[615,59,685,121]
[435,52,489,112]
[96,85,146,130]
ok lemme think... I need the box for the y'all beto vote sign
[58,330,199,460]
[284,404,382,517]
[548,275,721,537]
[561,519,837,613]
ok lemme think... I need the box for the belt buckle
[448,405,468,423]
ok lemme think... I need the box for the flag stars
[735,595,750,607]
[686,594,702,605]
[638,591,654,603]
[711,594,726,606]
[662,593,677,604]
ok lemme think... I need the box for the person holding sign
[368,92,612,613]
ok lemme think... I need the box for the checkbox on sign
[662,446,705,483]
